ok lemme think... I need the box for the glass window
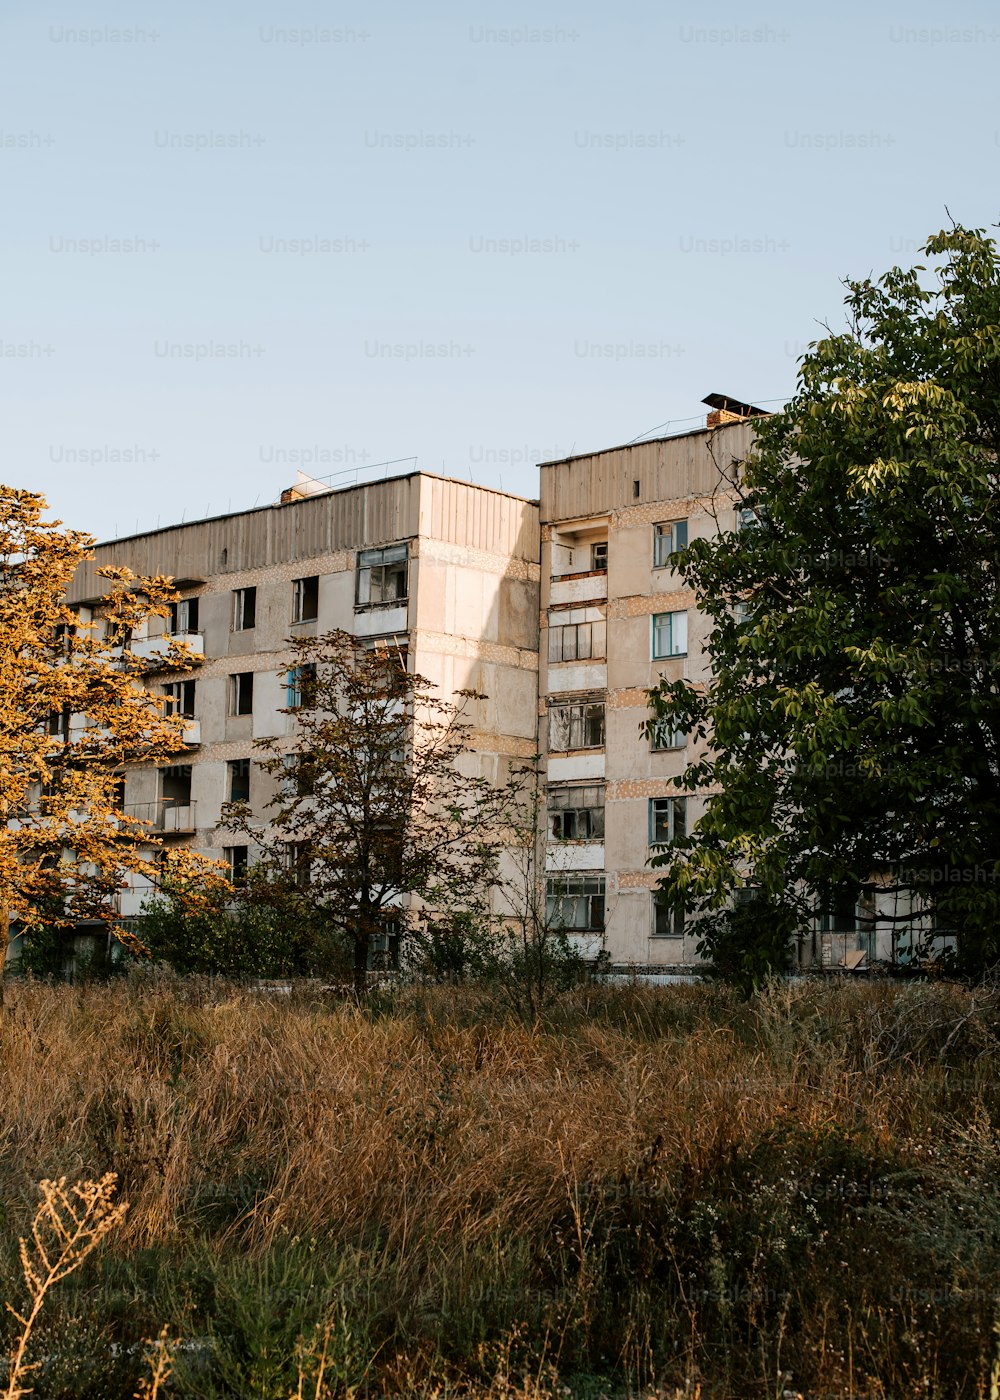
[652,892,685,938]
[356,545,408,608]
[548,702,605,752]
[591,541,608,572]
[286,663,317,709]
[548,619,606,664]
[649,796,687,845]
[650,717,687,751]
[548,785,605,840]
[653,520,688,568]
[545,875,605,931]
[652,610,688,659]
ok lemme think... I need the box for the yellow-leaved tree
[0,486,223,990]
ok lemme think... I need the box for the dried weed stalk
[4,1174,128,1400]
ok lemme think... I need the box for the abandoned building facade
[59,402,913,972]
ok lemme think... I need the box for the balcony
[549,574,608,607]
[130,633,205,668]
[180,718,201,746]
[545,843,605,873]
[122,800,198,834]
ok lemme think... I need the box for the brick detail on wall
[616,870,667,889]
[607,779,691,800]
[465,731,539,758]
[607,589,697,619]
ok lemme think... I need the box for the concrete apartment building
[66,470,541,935]
[537,398,935,972]
[55,398,925,974]
[537,407,758,970]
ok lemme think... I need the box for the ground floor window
[545,875,605,931]
[652,892,685,938]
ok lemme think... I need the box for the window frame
[651,610,688,660]
[224,845,249,886]
[169,596,200,635]
[591,541,608,573]
[163,678,196,719]
[649,795,687,846]
[227,757,251,803]
[355,544,409,610]
[545,875,606,932]
[291,575,320,624]
[547,618,607,665]
[548,784,605,841]
[652,891,685,938]
[230,671,254,717]
[286,663,318,710]
[653,519,688,569]
[232,586,257,632]
[283,840,313,888]
[650,717,687,751]
[548,701,606,752]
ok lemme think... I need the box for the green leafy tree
[139,865,344,979]
[0,487,217,993]
[222,630,519,995]
[647,224,1000,979]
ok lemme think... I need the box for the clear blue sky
[3,0,998,540]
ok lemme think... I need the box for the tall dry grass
[0,974,998,1397]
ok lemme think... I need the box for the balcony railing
[121,800,198,833]
[129,633,206,667]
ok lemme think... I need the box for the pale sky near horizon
[2,0,999,542]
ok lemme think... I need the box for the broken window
[224,845,249,886]
[168,597,199,634]
[548,784,605,840]
[355,545,408,608]
[160,764,192,808]
[228,757,251,803]
[652,891,685,938]
[649,796,687,845]
[163,679,196,718]
[230,672,254,716]
[548,702,605,752]
[283,840,312,888]
[291,575,319,623]
[232,587,256,631]
[545,875,605,931]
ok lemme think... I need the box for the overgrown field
[1,975,999,1398]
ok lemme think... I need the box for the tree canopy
[222,630,519,993]
[0,487,214,980]
[647,224,1000,976]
